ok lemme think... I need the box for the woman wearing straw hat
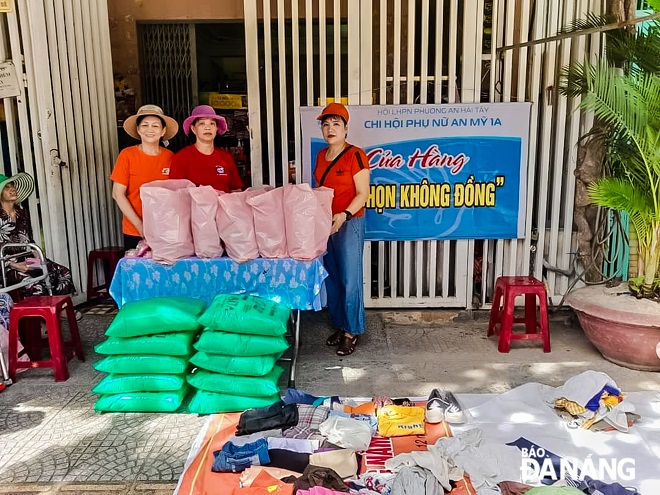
[0,172,75,298]
[111,104,179,250]
[169,105,243,192]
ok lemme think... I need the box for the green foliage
[560,9,660,298]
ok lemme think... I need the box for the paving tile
[0,442,88,484]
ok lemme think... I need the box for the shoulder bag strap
[319,145,354,186]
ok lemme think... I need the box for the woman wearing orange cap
[314,103,370,356]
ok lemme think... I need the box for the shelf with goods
[200,92,250,187]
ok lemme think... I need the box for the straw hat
[123,104,179,141]
[182,105,228,136]
[0,172,35,204]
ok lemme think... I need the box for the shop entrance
[136,22,250,186]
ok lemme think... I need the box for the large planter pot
[566,285,660,371]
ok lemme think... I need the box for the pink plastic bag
[189,186,224,258]
[140,179,196,264]
[283,184,334,260]
[247,187,288,258]
[216,191,259,263]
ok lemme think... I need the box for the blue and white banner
[301,103,531,241]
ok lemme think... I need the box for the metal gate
[0,0,119,303]
[242,0,472,307]
[137,23,197,151]
[243,0,610,309]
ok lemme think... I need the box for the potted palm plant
[562,5,660,370]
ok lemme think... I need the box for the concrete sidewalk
[0,306,658,494]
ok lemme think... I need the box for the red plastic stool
[8,296,85,382]
[487,276,551,353]
[87,246,124,301]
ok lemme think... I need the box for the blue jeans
[323,216,365,335]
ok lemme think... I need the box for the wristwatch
[343,210,353,221]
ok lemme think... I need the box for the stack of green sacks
[92,296,206,413]
[187,294,291,414]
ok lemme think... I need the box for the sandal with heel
[326,328,344,346]
[336,334,358,356]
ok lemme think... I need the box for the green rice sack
[92,374,186,395]
[189,351,280,376]
[105,297,206,338]
[187,366,284,397]
[198,294,291,335]
[187,390,280,414]
[95,333,195,356]
[93,355,189,374]
[194,330,290,356]
[94,387,189,413]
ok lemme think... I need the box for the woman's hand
[331,212,347,234]
[10,261,29,273]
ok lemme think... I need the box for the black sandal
[336,334,358,356]
[326,328,344,346]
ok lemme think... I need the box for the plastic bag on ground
[141,179,196,263]
[189,185,224,258]
[187,389,281,414]
[94,386,188,413]
[216,191,259,263]
[283,184,333,260]
[247,187,288,258]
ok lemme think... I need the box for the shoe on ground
[426,389,445,423]
[426,388,466,424]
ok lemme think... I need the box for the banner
[301,103,531,240]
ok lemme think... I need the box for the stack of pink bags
[140,181,333,264]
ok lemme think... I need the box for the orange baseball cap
[317,102,349,123]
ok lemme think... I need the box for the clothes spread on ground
[390,466,445,495]
[543,371,635,432]
[282,465,350,492]
[213,438,270,473]
[266,448,310,473]
[236,401,299,436]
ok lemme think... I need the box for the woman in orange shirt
[314,103,370,356]
[110,105,179,250]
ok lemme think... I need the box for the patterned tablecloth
[109,256,328,310]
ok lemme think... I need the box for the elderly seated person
[0,172,76,300]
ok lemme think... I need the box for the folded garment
[234,470,295,494]
[267,437,320,454]
[239,466,302,488]
[309,449,358,479]
[283,465,349,492]
[213,438,270,473]
[267,448,310,473]
[236,401,299,436]
[285,388,322,405]
[319,416,373,451]
[578,476,642,495]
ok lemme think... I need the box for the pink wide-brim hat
[182,105,228,136]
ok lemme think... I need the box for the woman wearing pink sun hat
[169,105,243,193]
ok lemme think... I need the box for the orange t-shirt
[110,145,173,236]
[314,144,369,217]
